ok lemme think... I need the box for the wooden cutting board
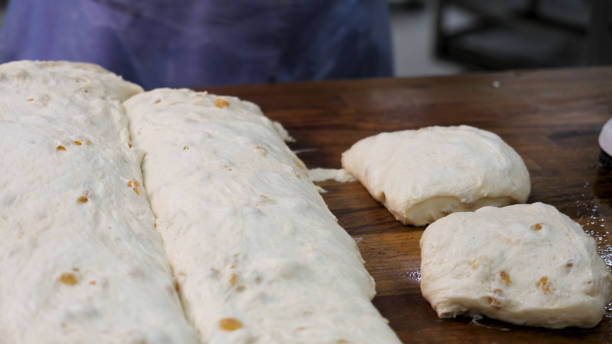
[204,67,612,343]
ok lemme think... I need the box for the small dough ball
[420,202,612,329]
[341,125,530,226]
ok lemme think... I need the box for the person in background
[0,0,393,88]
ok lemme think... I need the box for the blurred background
[389,0,609,76]
[0,0,610,83]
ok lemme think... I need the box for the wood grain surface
[202,67,612,343]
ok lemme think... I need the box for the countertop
[203,67,612,343]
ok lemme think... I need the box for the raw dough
[420,202,612,329]
[342,125,530,226]
[125,88,401,343]
[308,168,356,183]
[0,61,198,343]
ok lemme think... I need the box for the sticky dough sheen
[341,125,531,226]
[0,61,198,343]
[124,88,401,343]
[420,203,612,329]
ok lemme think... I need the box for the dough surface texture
[341,125,531,226]
[420,202,612,329]
[125,88,401,343]
[0,61,198,343]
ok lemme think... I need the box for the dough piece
[341,125,531,226]
[308,168,356,183]
[0,61,198,343]
[420,202,612,329]
[125,89,401,343]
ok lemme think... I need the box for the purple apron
[0,0,393,88]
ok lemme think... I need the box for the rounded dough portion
[341,125,531,226]
[420,203,612,329]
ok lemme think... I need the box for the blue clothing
[0,0,393,88]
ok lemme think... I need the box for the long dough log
[125,88,400,343]
[0,62,198,344]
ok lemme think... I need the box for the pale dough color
[0,61,198,343]
[308,168,356,183]
[124,89,401,343]
[420,203,612,329]
[341,125,531,226]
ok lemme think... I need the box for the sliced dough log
[0,62,198,343]
[124,89,401,343]
[420,202,612,329]
[341,125,531,226]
